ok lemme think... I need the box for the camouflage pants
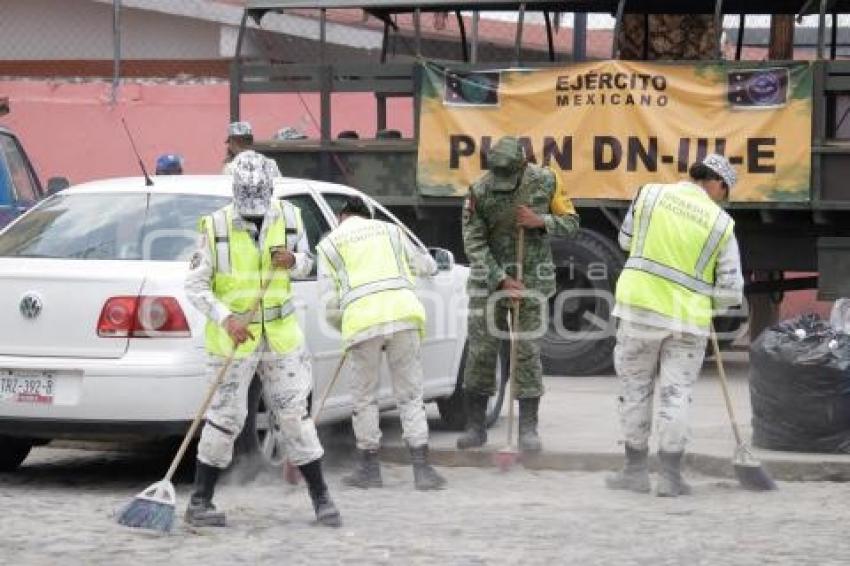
[613,320,706,453]
[463,294,544,399]
[198,341,323,469]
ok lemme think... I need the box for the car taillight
[97,296,191,338]
[97,297,137,337]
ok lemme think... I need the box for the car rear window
[143,194,231,261]
[0,192,230,260]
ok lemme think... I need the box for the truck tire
[232,376,287,478]
[437,341,509,430]
[0,435,33,472]
[543,228,625,376]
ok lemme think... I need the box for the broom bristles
[733,445,778,491]
[734,463,778,491]
[493,448,520,472]
[116,497,175,533]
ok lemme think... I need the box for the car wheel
[233,376,287,478]
[437,341,509,430]
[542,228,625,376]
[0,436,33,472]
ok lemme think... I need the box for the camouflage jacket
[462,164,580,297]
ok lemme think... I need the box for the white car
[0,175,488,472]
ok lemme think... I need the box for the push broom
[117,273,277,532]
[709,324,777,491]
[494,227,524,472]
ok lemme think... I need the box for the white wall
[0,0,230,60]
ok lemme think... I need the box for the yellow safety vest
[318,216,426,342]
[199,200,304,358]
[615,182,734,328]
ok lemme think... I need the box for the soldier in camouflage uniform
[456,136,580,452]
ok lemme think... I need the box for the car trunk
[0,258,146,358]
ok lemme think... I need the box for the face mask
[233,187,270,218]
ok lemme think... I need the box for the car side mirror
[428,247,454,271]
[46,177,70,195]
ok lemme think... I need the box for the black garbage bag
[750,313,850,453]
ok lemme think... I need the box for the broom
[709,324,777,491]
[494,227,524,472]
[117,273,277,532]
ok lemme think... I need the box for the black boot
[184,460,227,527]
[518,397,543,452]
[657,451,692,497]
[298,459,342,528]
[342,448,383,488]
[605,444,651,493]
[409,445,447,491]
[456,392,488,449]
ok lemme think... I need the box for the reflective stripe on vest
[212,209,231,274]
[320,224,414,309]
[235,299,295,324]
[632,184,663,258]
[694,212,732,276]
[338,277,415,310]
[623,257,715,296]
[282,201,300,252]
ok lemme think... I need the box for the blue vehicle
[0,101,68,228]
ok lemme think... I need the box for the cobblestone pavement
[2,447,850,565]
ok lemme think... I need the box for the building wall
[0,0,227,60]
[0,79,413,184]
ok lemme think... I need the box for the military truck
[229,0,850,376]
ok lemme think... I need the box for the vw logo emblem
[19,293,43,320]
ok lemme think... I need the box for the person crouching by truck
[607,154,744,497]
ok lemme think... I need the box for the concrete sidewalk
[379,352,850,481]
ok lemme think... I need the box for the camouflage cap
[488,136,525,192]
[274,126,307,141]
[227,121,253,139]
[701,153,737,190]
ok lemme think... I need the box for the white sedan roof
[64,174,361,198]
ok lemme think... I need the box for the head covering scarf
[231,150,275,218]
[701,153,737,190]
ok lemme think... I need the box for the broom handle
[506,228,525,446]
[312,350,348,422]
[163,273,278,482]
[709,324,744,447]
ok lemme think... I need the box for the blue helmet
[155,153,183,175]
